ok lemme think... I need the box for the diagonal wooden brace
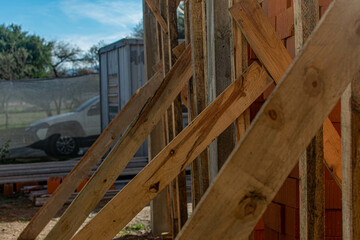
[44,46,192,240]
[145,0,168,34]
[230,0,342,185]
[177,0,360,239]
[72,62,273,240]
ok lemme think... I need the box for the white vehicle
[25,96,100,157]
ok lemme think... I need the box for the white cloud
[59,0,142,29]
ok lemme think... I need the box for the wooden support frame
[71,62,272,240]
[145,0,168,34]
[18,69,164,240]
[342,75,360,239]
[44,46,192,240]
[177,0,360,238]
[294,0,325,239]
[230,0,342,185]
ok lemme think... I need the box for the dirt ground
[0,193,157,240]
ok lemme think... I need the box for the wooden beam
[294,0,324,239]
[177,0,360,238]
[230,0,342,185]
[206,0,236,182]
[44,46,192,240]
[342,75,360,239]
[17,69,164,240]
[71,62,272,240]
[143,0,169,235]
[173,42,186,60]
[190,0,210,204]
[145,0,168,34]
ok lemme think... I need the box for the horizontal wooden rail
[230,0,342,185]
[177,0,360,238]
[72,62,272,240]
[44,46,192,240]
[18,70,163,240]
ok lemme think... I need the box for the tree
[83,41,105,72]
[0,24,52,80]
[50,41,83,77]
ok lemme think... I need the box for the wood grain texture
[44,46,193,240]
[72,62,272,240]
[230,0,342,186]
[342,71,360,239]
[145,0,168,34]
[177,0,360,238]
[17,69,164,240]
[294,1,325,239]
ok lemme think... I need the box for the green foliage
[0,24,52,80]
[0,139,10,161]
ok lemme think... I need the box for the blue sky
[0,0,143,50]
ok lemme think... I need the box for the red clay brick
[263,202,285,233]
[325,166,336,180]
[320,6,329,18]
[279,234,298,240]
[273,178,299,208]
[250,102,263,121]
[76,178,88,192]
[328,100,341,123]
[288,163,299,179]
[284,206,299,237]
[47,177,62,194]
[255,218,265,230]
[249,47,257,60]
[319,0,333,7]
[268,0,288,17]
[325,179,342,209]
[332,122,341,135]
[325,210,342,237]
[286,36,295,59]
[265,226,279,240]
[276,7,294,39]
[254,229,265,240]
[269,16,276,31]
[3,183,14,196]
[263,83,276,99]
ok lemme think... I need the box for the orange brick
[265,226,279,240]
[276,7,294,39]
[319,0,333,7]
[254,229,265,240]
[325,179,342,209]
[325,210,342,237]
[286,36,295,59]
[328,100,341,123]
[3,183,14,196]
[47,177,61,194]
[284,206,299,237]
[263,202,285,233]
[16,181,38,192]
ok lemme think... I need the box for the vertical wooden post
[143,0,170,236]
[342,74,360,239]
[294,0,325,239]
[206,0,236,182]
[189,0,210,206]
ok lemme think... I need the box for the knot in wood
[234,191,266,219]
[303,67,323,97]
[149,181,160,193]
[170,149,175,155]
[268,109,277,120]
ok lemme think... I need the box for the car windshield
[74,96,99,112]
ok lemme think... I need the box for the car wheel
[48,134,79,157]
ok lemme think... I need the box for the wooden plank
[190,0,210,204]
[143,0,169,235]
[173,42,186,59]
[230,0,342,186]
[177,0,360,238]
[17,69,164,240]
[71,62,272,240]
[44,46,193,240]
[294,0,324,239]
[206,0,236,182]
[342,75,360,239]
[145,0,168,34]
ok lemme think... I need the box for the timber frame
[18,0,360,239]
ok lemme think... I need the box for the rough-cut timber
[18,69,164,240]
[230,0,342,185]
[342,72,360,239]
[177,0,360,238]
[44,46,193,240]
[72,62,272,240]
[145,0,168,34]
[294,0,325,239]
